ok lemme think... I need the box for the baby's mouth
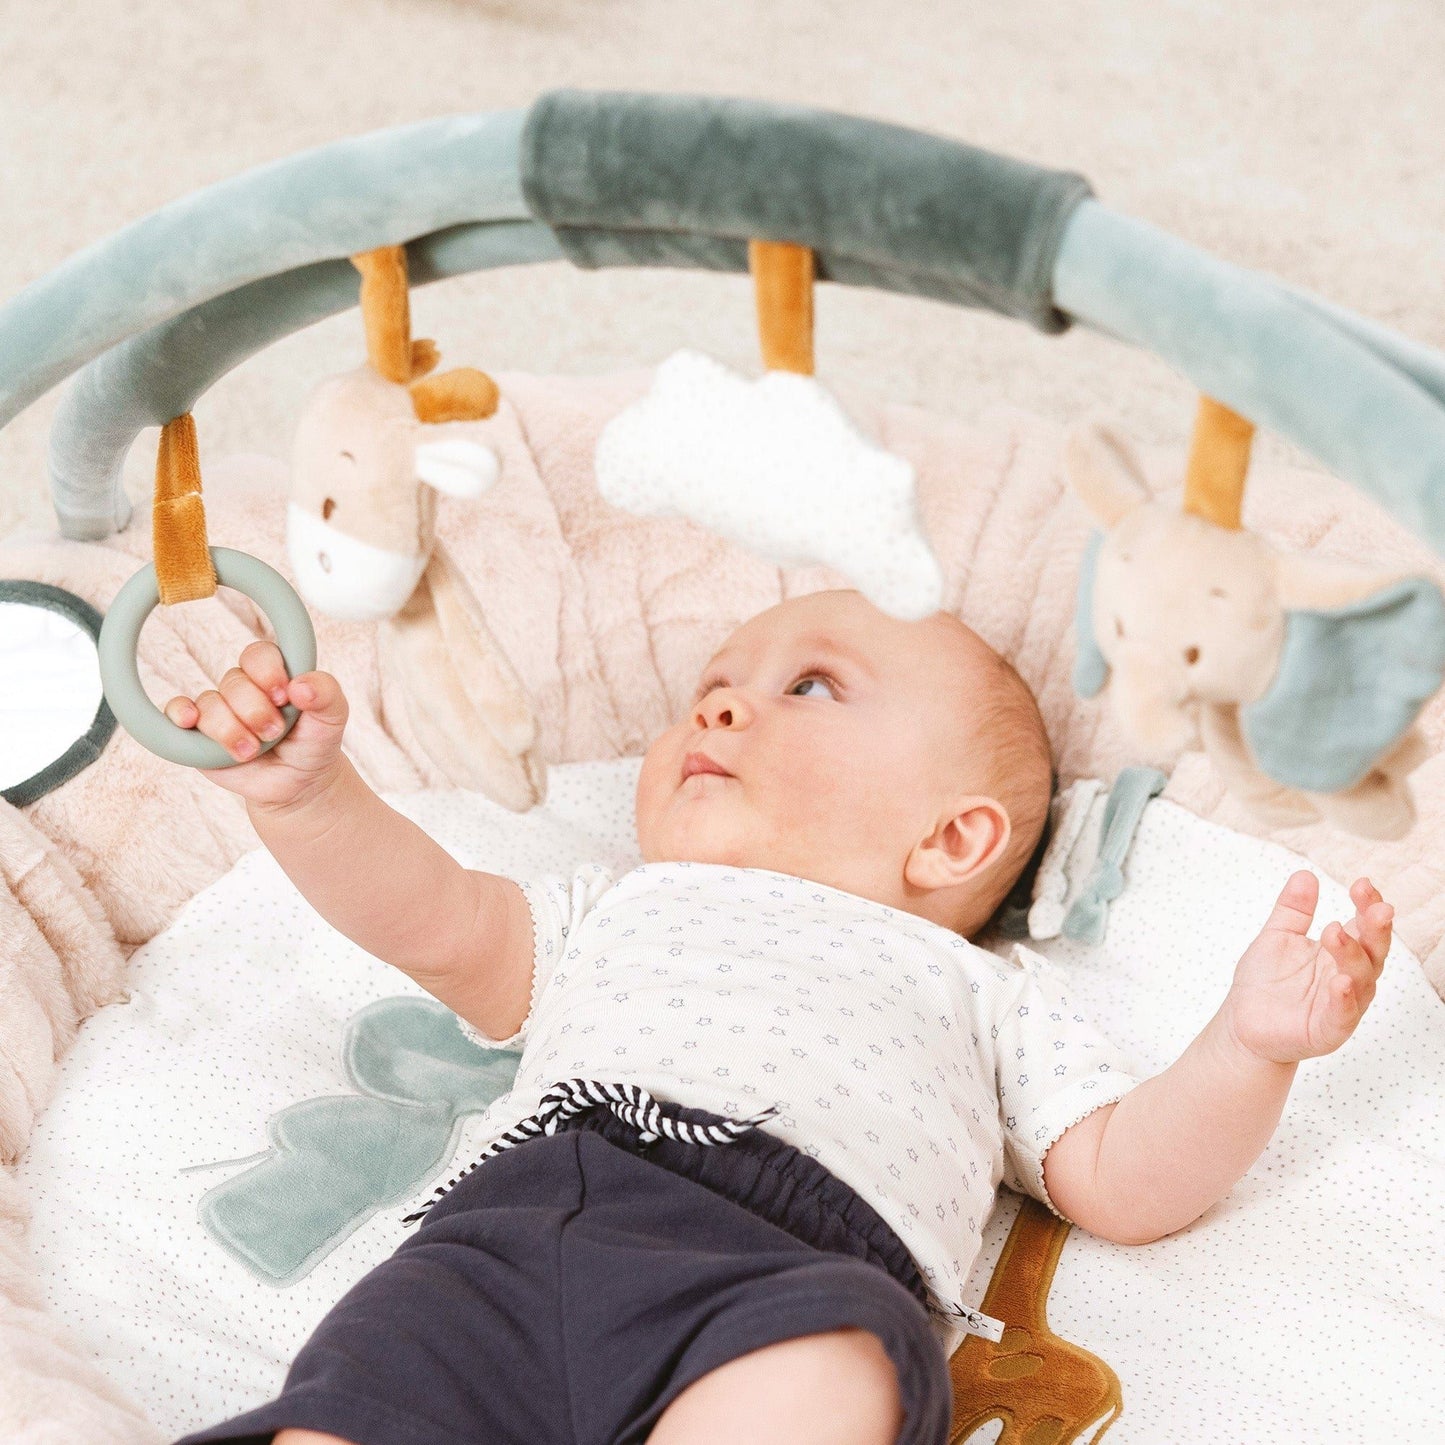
[681,750,734,784]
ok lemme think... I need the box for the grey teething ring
[97,548,317,768]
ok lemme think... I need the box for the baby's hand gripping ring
[98,547,317,769]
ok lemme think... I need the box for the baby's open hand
[163,640,348,810]
[1224,871,1392,1064]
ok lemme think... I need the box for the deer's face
[287,367,498,622]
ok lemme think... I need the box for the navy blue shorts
[177,1096,952,1445]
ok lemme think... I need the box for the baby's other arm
[1042,871,1392,1246]
[167,643,535,1040]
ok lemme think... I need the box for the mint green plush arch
[0,88,1443,558]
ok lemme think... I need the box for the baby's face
[635,589,996,910]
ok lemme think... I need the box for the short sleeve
[993,945,1141,1222]
[456,861,616,1053]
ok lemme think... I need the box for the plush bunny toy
[1067,418,1445,840]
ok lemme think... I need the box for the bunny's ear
[1242,574,1445,792]
[1272,550,1412,611]
[1064,419,1151,528]
[415,425,500,499]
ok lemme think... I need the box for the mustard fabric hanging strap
[352,245,414,385]
[1183,395,1254,530]
[153,413,218,605]
[749,239,815,375]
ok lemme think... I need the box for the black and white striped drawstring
[402,1078,781,1225]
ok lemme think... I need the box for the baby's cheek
[792,765,875,842]
[633,760,667,834]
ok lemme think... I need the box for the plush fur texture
[285,247,529,798]
[1067,418,1437,838]
[594,349,946,621]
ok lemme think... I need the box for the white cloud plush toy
[594,349,945,621]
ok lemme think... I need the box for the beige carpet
[2,0,1443,542]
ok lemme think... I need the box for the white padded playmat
[15,758,1445,1441]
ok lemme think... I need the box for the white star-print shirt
[458,859,1142,1357]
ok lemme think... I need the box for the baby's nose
[695,690,744,729]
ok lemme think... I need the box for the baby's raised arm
[1042,871,1392,1245]
[166,641,535,1040]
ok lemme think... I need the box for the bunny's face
[1093,503,1286,711]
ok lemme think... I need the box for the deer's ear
[415,427,500,499]
[1064,419,1151,528]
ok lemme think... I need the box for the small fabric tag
[930,1291,1007,1341]
[958,1306,1006,1342]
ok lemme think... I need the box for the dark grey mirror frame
[0,579,117,807]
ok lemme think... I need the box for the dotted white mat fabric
[14,759,1445,1441]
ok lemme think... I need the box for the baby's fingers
[1350,876,1383,913]
[1318,971,1368,1053]
[163,695,200,729]
[1353,900,1394,973]
[238,640,292,707]
[285,670,348,730]
[1344,879,1393,972]
[189,688,266,761]
[1322,921,1378,1008]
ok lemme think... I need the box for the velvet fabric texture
[520,88,1092,333]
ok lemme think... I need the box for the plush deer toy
[1067,404,1445,840]
[286,247,545,810]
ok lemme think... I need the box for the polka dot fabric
[967,798,1445,1442]
[454,857,1140,1352]
[15,760,640,1434]
[14,759,1445,1441]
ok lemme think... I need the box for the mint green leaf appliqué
[197,996,519,1285]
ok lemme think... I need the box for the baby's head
[636,588,1052,937]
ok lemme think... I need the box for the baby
[172,586,1391,1445]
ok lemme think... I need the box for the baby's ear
[906,798,1012,893]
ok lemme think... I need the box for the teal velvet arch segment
[0,107,535,426]
[197,996,519,1287]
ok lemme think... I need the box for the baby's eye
[789,673,839,699]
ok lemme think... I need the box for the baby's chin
[637,832,754,870]
[636,809,771,872]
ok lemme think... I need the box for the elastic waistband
[557,1092,933,1315]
